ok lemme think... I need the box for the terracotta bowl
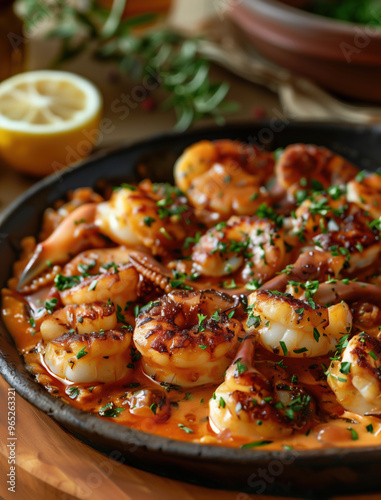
[228,0,381,103]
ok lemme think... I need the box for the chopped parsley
[369,350,378,361]
[236,361,247,375]
[293,347,308,354]
[197,313,207,332]
[340,362,351,375]
[67,386,79,399]
[222,279,238,289]
[150,403,157,415]
[279,341,288,356]
[246,312,261,329]
[183,232,201,250]
[44,298,58,314]
[54,274,81,291]
[241,440,273,449]
[313,328,320,343]
[143,216,156,227]
[245,279,262,291]
[348,427,359,441]
[366,424,374,434]
[211,309,221,321]
[76,347,88,359]
[99,402,125,418]
[255,203,283,229]
[78,260,96,276]
[178,423,193,434]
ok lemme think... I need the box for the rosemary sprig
[16,0,238,130]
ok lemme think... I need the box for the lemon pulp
[0,70,102,176]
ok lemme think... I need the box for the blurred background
[1,0,381,205]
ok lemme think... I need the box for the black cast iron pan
[1,122,381,498]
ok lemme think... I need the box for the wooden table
[1,2,380,499]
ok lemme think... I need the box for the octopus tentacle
[128,251,177,294]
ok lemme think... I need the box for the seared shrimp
[45,329,132,383]
[58,264,139,308]
[275,144,357,195]
[209,337,314,439]
[40,302,117,342]
[39,187,104,241]
[96,180,195,254]
[292,195,381,274]
[192,216,287,282]
[62,246,134,277]
[327,332,381,415]
[174,140,274,223]
[18,181,195,288]
[133,290,242,387]
[347,173,381,219]
[351,301,381,339]
[18,203,104,288]
[246,290,352,357]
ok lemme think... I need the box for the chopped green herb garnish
[130,382,141,388]
[279,341,288,356]
[211,309,221,321]
[54,274,81,291]
[348,427,359,441]
[340,361,351,375]
[245,279,261,291]
[178,423,193,434]
[76,347,88,359]
[197,313,207,332]
[313,328,320,343]
[143,216,156,227]
[99,402,125,418]
[67,386,79,399]
[159,227,173,240]
[236,361,247,375]
[293,347,308,354]
[150,403,157,415]
[44,298,58,314]
[241,440,273,449]
[222,279,238,289]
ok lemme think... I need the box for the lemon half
[0,70,102,176]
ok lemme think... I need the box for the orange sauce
[2,286,381,450]
[3,174,381,452]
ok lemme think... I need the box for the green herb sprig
[16,0,237,130]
